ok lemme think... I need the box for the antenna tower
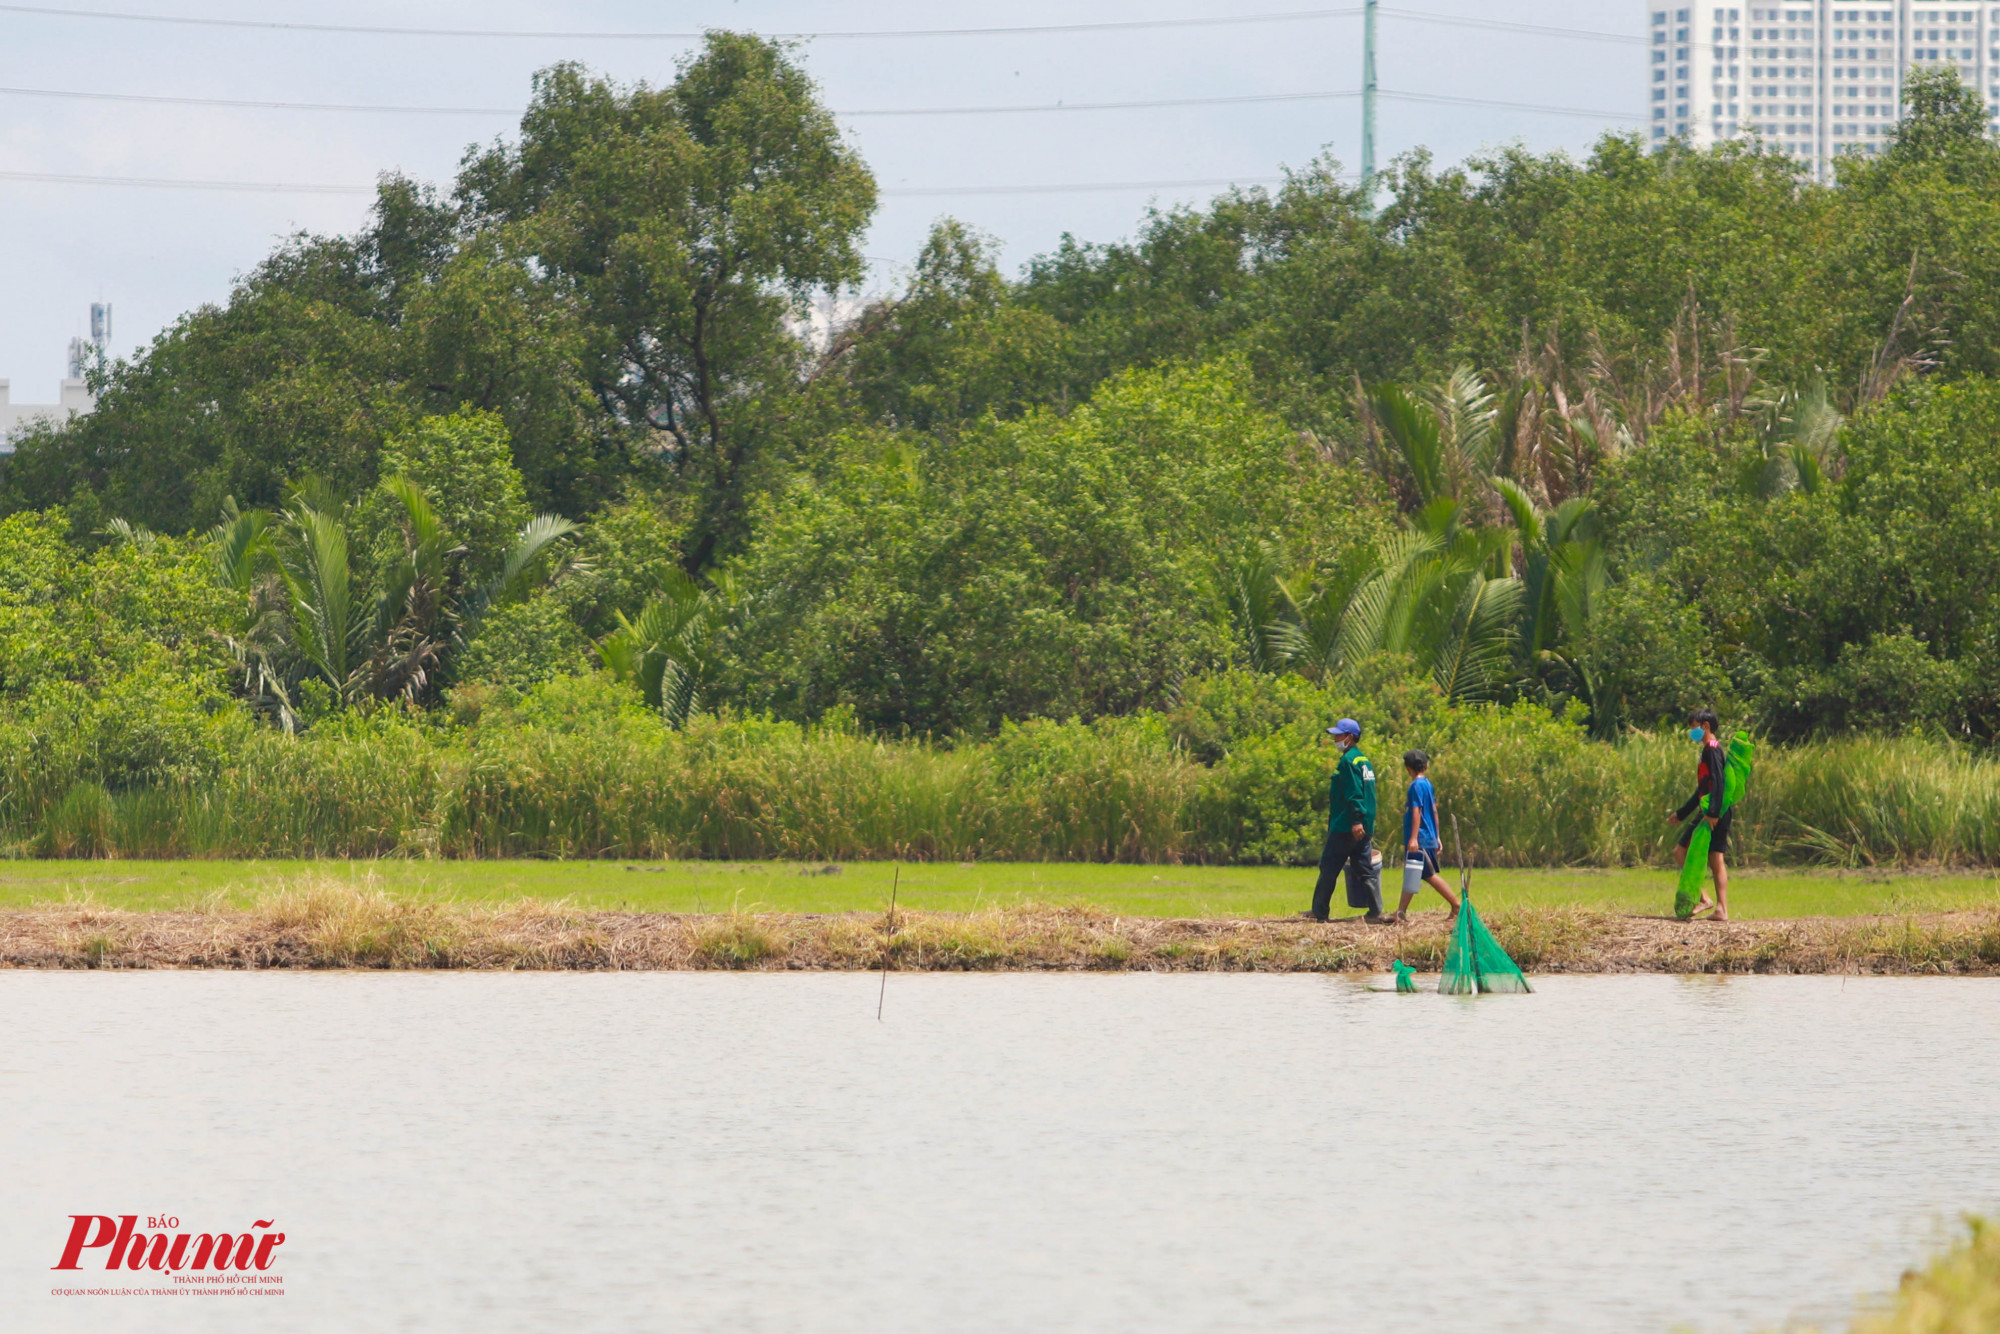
[1360,0,1378,216]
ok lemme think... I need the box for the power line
[1386,5,1745,59]
[0,80,1655,200]
[1383,90,1643,122]
[845,90,1358,117]
[0,168,1358,197]
[0,83,1362,118]
[1384,7,1638,46]
[0,80,1636,195]
[0,7,1643,195]
[0,167,369,193]
[0,83,517,115]
[0,2,1656,49]
[882,176,1293,197]
[0,3,1361,40]
[856,88,1624,123]
[0,83,1633,122]
[0,6,1658,128]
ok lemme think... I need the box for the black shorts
[1678,809,1733,856]
[1406,847,1442,879]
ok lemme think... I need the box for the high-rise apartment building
[1649,3,2000,177]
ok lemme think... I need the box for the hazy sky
[0,1,1638,400]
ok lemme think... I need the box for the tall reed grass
[10,706,2000,867]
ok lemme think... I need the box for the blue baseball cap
[1326,718,1361,738]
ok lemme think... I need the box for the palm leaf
[380,475,448,567]
[208,502,274,594]
[1551,539,1607,645]
[101,517,158,551]
[491,515,581,603]
[1228,541,1297,673]
[278,506,357,695]
[1366,381,1446,505]
[1429,573,1524,701]
[1491,475,1543,551]
[597,571,728,726]
[1435,363,1500,495]
[1546,495,1598,547]
[453,512,581,652]
[1335,529,1444,666]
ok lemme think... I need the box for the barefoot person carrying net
[1669,708,1752,921]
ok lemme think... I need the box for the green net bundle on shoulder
[1439,890,1532,994]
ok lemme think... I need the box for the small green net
[1392,958,1418,993]
[1438,890,1532,995]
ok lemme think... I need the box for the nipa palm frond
[457,512,581,644]
[1365,381,1447,507]
[208,502,274,594]
[278,506,358,696]
[490,515,581,605]
[598,570,729,728]
[1434,363,1500,493]
[1550,539,1607,646]
[1428,572,1524,702]
[1335,528,1445,666]
[1229,542,1297,674]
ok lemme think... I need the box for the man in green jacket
[1305,717,1385,922]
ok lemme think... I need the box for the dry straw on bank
[2,877,1998,974]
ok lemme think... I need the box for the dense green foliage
[725,360,1380,730]
[8,45,2000,862]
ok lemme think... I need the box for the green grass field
[1,858,1997,919]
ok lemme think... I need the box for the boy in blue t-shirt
[1394,750,1460,923]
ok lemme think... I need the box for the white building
[1649,3,2000,178]
[0,377,92,453]
[0,304,108,453]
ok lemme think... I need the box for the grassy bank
[6,876,1999,974]
[1837,1218,2000,1333]
[4,858,1999,919]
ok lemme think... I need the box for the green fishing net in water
[1439,891,1532,995]
[1392,959,1418,993]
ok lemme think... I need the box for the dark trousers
[1311,829,1379,920]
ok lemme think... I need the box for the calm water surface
[3,972,1997,1333]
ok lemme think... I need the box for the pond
[4,971,1996,1332]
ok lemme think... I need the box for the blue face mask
[1689,727,1706,742]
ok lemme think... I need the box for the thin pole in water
[1450,813,1473,993]
[1451,813,1469,902]
[877,862,900,1022]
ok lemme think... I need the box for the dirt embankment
[3,881,1998,974]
